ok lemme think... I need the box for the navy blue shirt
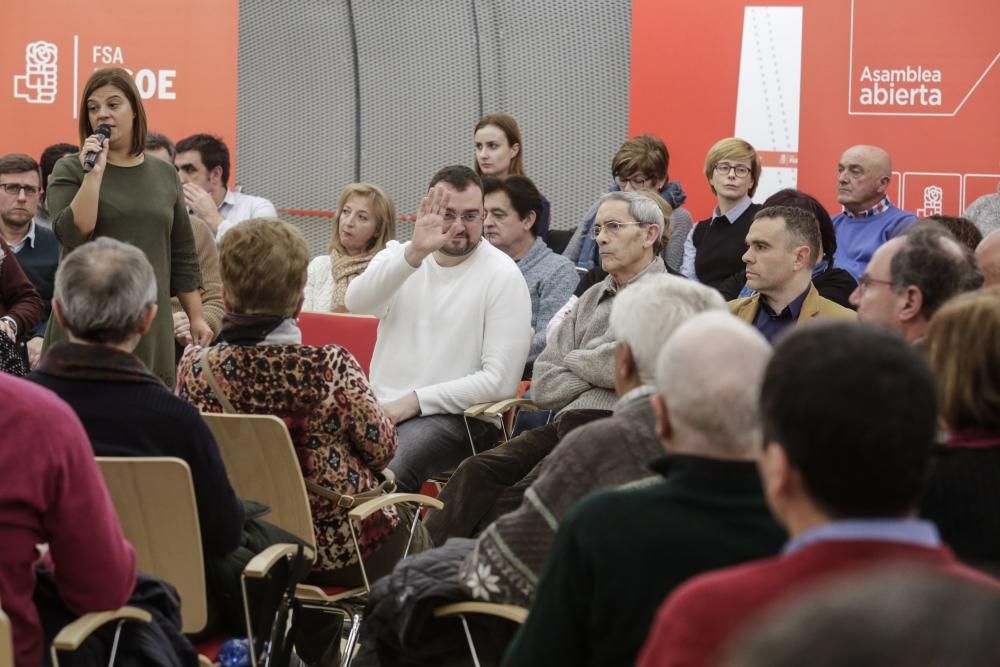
[753,287,809,344]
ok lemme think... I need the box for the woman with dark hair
[474,112,552,239]
[45,67,209,388]
[736,189,858,308]
[921,287,1000,570]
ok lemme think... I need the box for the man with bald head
[850,225,980,344]
[832,145,917,280]
[976,229,1000,288]
[505,313,785,667]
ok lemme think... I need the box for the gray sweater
[517,237,580,364]
[532,257,666,414]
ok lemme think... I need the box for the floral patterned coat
[176,342,399,572]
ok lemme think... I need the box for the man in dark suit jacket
[636,322,1000,667]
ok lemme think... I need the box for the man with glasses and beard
[346,165,531,492]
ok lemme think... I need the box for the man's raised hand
[405,184,458,267]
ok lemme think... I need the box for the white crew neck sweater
[345,240,531,415]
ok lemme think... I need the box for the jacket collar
[34,341,162,385]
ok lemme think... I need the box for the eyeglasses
[714,163,752,178]
[857,274,893,293]
[590,220,650,238]
[443,210,482,224]
[613,173,652,190]
[0,184,40,196]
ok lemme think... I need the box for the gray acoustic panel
[237,0,356,238]
[353,0,485,233]
[477,0,631,231]
[236,0,632,252]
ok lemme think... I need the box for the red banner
[1,1,238,171]
[631,0,1000,218]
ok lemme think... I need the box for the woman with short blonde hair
[303,183,396,313]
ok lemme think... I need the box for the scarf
[220,312,302,345]
[330,249,375,312]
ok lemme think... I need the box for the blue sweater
[833,203,916,280]
[517,237,579,366]
[12,224,59,338]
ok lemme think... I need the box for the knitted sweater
[532,257,665,413]
[457,386,662,607]
[516,237,579,364]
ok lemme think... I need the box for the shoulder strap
[199,346,237,414]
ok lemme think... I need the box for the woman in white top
[303,182,396,312]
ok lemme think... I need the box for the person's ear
[136,303,158,336]
[616,342,639,384]
[210,165,224,187]
[644,223,660,248]
[793,244,811,271]
[293,294,305,319]
[523,210,537,234]
[651,393,672,448]
[898,285,924,323]
[510,142,520,159]
[52,299,67,329]
[758,442,790,506]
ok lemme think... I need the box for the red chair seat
[297,312,378,377]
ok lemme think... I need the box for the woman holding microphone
[46,68,210,388]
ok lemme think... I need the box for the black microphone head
[96,124,112,138]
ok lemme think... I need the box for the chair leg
[458,614,482,667]
[462,416,478,457]
[340,611,363,667]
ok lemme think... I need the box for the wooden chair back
[96,457,207,634]
[297,311,378,376]
[0,606,12,667]
[201,413,316,548]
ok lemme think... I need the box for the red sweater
[0,374,136,667]
[636,539,998,667]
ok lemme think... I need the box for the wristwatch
[1,316,17,339]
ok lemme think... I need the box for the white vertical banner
[734,6,803,201]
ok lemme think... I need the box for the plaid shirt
[842,196,892,218]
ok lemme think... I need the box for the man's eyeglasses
[714,163,752,178]
[857,274,893,293]
[590,220,650,238]
[0,184,40,196]
[443,210,482,224]
[613,173,652,190]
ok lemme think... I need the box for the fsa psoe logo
[13,41,59,104]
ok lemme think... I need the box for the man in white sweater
[346,166,531,492]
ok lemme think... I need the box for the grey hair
[609,274,726,384]
[54,238,157,344]
[599,190,664,231]
[655,312,772,456]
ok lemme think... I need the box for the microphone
[83,124,112,173]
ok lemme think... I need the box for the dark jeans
[423,409,610,545]
[388,414,500,493]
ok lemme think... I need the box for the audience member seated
[0,235,43,375]
[923,213,983,252]
[739,188,857,308]
[563,134,694,272]
[636,322,997,667]
[345,166,531,492]
[177,219,421,587]
[423,190,666,543]
[504,312,786,667]
[482,175,577,371]
[474,112,551,239]
[680,137,763,299]
[964,183,1000,236]
[724,568,1000,667]
[850,224,980,345]
[978,229,1000,287]
[303,182,396,314]
[357,274,724,667]
[27,237,267,635]
[0,153,56,368]
[144,133,226,346]
[832,144,916,280]
[34,142,77,229]
[730,206,855,343]
[920,287,1000,571]
[0,372,136,667]
[174,133,277,239]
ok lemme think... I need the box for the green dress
[46,155,202,388]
